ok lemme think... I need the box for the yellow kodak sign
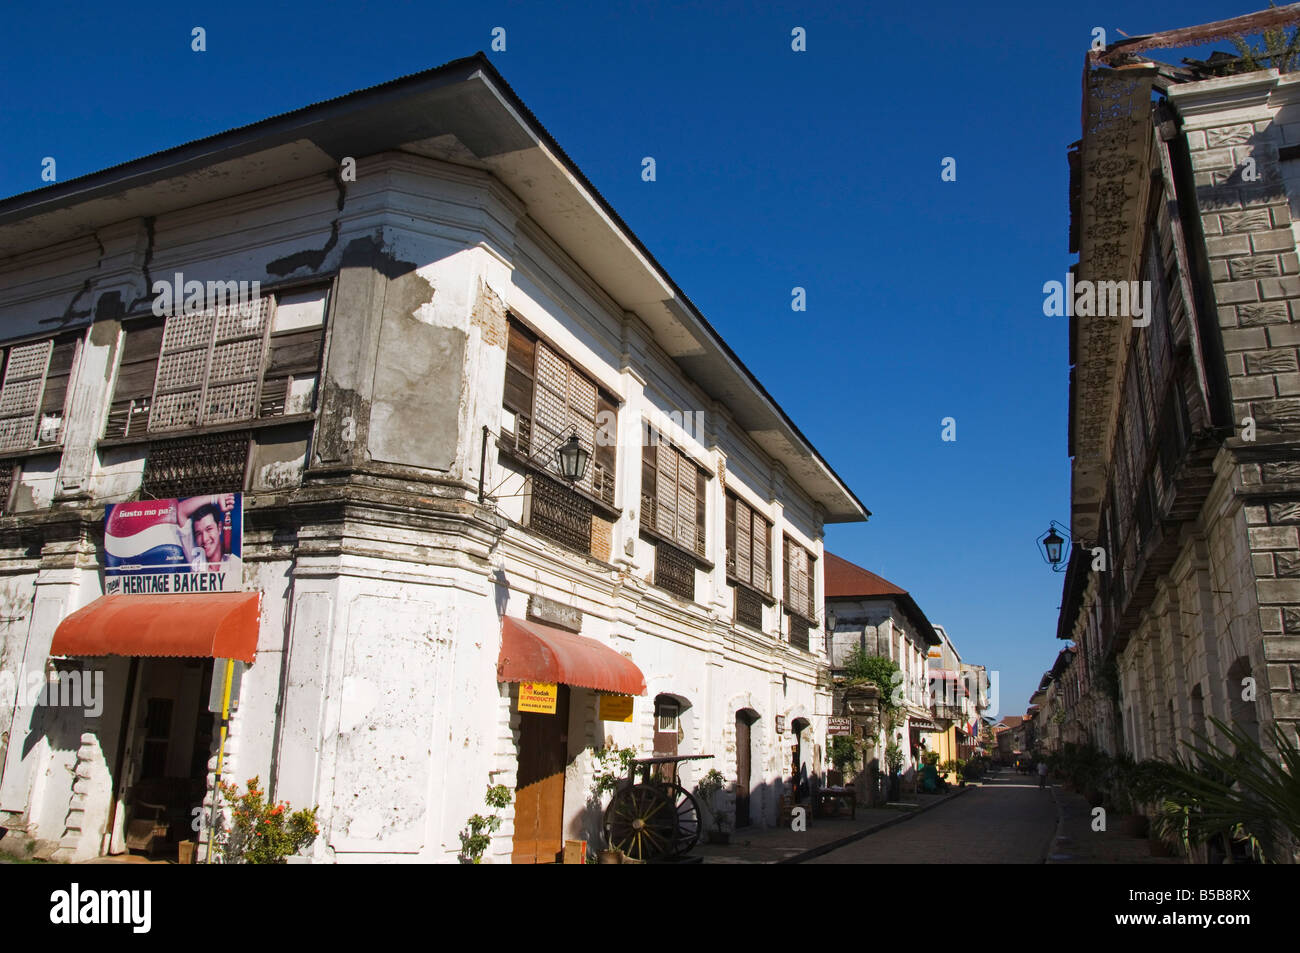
[518,681,558,714]
[599,694,634,723]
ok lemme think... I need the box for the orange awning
[498,616,645,696]
[50,593,261,663]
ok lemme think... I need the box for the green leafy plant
[1228,6,1300,74]
[921,750,940,766]
[588,743,637,803]
[694,768,730,832]
[885,742,904,776]
[214,776,319,864]
[1142,718,1300,863]
[829,735,864,775]
[458,784,512,864]
[842,648,904,719]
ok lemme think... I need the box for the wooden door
[512,685,570,864]
[735,711,754,828]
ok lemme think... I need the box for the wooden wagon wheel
[604,785,679,861]
[659,782,702,857]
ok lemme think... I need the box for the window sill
[0,443,63,463]
[639,527,713,571]
[727,576,774,604]
[98,413,317,448]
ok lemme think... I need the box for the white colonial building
[0,55,867,863]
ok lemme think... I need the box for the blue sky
[0,1,1263,714]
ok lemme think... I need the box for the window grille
[654,542,696,601]
[141,431,251,499]
[526,470,594,555]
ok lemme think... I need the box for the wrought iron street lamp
[555,433,590,482]
[478,423,591,504]
[1036,521,1073,573]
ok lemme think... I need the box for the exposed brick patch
[471,278,508,350]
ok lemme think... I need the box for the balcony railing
[934,704,963,722]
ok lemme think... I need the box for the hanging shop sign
[518,681,559,714]
[599,694,634,722]
[827,716,851,736]
[104,493,243,594]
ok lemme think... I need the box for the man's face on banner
[194,513,223,564]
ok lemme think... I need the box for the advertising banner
[518,681,558,714]
[598,694,633,722]
[104,493,243,594]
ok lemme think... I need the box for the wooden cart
[603,754,712,862]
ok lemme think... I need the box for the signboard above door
[104,493,243,594]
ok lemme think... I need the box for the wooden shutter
[675,455,696,551]
[0,340,53,451]
[805,553,816,617]
[641,439,657,532]
[107,319,163,439]
[734,498,752,586]
[656,441,677,539]
[36,337,77,446]
[753,514,769,593]
[592,392,617,505]
[695,467,707,556]
[725,493,737,577]
[532,341,568,459]
[567,367,597,496]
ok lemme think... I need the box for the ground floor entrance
[511,684,571,864]
[109,657,215,862]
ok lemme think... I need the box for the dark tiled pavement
[806,770,1057,863]
[695,785,971,864]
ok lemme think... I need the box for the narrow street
[806,772,1058,864]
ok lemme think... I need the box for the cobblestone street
[807,771,1059,864]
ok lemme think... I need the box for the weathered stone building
[0,55,868,862]
[1059,19,1300,772]
[823,552,941,783]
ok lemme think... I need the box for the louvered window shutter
[656,441,677,539]
[735,499,752,586]
[0,340,52,451]
[676,456,696,551]
[753,516,768,593]
[532,341,569,461]
[566,367,597,495]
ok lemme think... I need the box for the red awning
[50,593,261,664]
[498,616,645,696]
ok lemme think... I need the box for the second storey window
[502,318,617,506]
[105,288,328,440]
[784,537,815,650]
[726,492,771,593]
[727,492,771,630]
[640,431,708,602]
[0,335,78,452]
[640,434,707,559]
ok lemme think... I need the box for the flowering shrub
[215,776,319,864]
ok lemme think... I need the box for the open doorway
[734,708,759,828]
[113,658,215,861]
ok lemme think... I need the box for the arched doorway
[735,708,759,828]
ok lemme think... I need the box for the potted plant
[587,743,637,860]
[695,769,732,844]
